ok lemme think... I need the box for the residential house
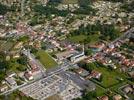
[24,71,33,81]
[5,77,17,87]
[98,96,109,100]
[0,85,8,92]
[88,70,102,79]
[75,68,89,77]
[113,94,122,100]
[123,85,133,94]
[70,52,85,63]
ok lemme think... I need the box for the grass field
[90,63,128,88]
[69,34,100,44]
[95,85,106,96]
[35,50,58,69]
[0,40,15,51]
[62,0,78,4]
[69,35,87,43]
[96,67,119,87]
[10,61,26,73]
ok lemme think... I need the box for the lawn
[62,0,78,4]
[96,67,119,88]
[35,50,58,69]
[89,63,128,88]
[9,60,26,73]
[68,34,100,44]
[95,85,106,96]
[0,41,15,51]
[69,35,87,43]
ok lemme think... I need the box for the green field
[35,50,58,69]
[69,34,100,44]
[95,85,106,96]
[62,0,78,4]
[69,35,87,43]
[9,60,26,73]
[0,40,15,51]
[89,63,128,88]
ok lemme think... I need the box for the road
[60,71,96,91]
[21,0,25,16]
[22,49,46,76]
[1,50,72,96]
[110,27,134,45]
[1,27,134,96]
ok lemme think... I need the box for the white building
[5,77,17,87]
[70,52,85,63]
[0,85,8,92]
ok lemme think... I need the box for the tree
[85,63,96,72]
[85,49,92,56]
[105,0,125,3]
[82,91,97,100]
[17,55,28,65]
[78,61,86,68]
[0,52,6,62]
[35,56,40,59]
[0,71,6,80]
[18,36,29,42]
[41,42,46,50]
[29,16,38,26]
[122,1,134,12]
[30,47,38,54]
[33,4,69,17]
[17,65,27,71]
[0,3,8,15]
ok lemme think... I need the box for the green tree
[85,49,92,56]
[30,47,38,54]
[0,3,8,15]
[17,55,28,65]
[41,42,46,50]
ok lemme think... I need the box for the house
[14,42,23,49]
[128,71,134,79]
[70,52,85,63]
[55,50,76,60]
[90,70,102,79]
[0,85,8,92]
[113,94,122,100]
[123,85,133,94]
[24,71,33,81]
[34,41,41,48]
[75,68,89,77]
[84,57,94,63]
[107,64,117,69]
[7,72,16,78]
[98,96,109,100]
[28,60,40,72]
[89,43,105,52]
[5,77,17,87]
[10,50,20,58]
[86,70,102,80]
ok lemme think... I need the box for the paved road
[110,27,134,45]
[22,49,46,76]
[1,28,134,96]
[21,0,25,16]
[1,52,72,96]
[60,71,96,91]
[96,27,134,54]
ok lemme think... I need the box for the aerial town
[0,0,134,100]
